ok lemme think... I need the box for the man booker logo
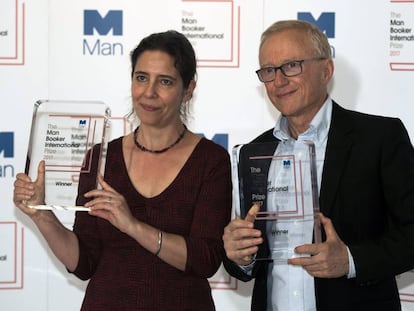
[298,12,336,56]
[82,10,124,56]
[0,132,14,158]
[298,12,335,38]
[79,119,87,128]
[0,132,15,178]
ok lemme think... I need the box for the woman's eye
[160,79,173,86]
[135,74,147,82]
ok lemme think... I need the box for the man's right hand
[222,203,263,265]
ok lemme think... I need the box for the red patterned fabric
[72,137,232,311]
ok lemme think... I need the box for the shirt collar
[273,96,332,143]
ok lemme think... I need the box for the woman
[13,30,232,310]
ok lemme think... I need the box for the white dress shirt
[266,97,331,311]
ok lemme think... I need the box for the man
[223,19,414,311]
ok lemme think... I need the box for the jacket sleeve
[345,118,414,283]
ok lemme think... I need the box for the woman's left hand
[84,175,137,235]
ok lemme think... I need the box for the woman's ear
[183,79,196,102]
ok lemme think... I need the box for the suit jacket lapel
[319,102,354,216]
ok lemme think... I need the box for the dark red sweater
[72,137,232,311]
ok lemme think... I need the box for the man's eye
[262,67,274,74]
[285,61,300,69]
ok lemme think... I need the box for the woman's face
[131,50,195,127]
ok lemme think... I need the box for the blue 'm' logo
[0,132,14,158]
[283,160,290,168]
[298,12,335,38]
[79,120,87,128]
[197,133,228,150]
[84,10,123,36]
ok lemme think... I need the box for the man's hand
[223,204,263,266]
[288,213,349,278]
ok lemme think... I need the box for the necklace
[133,124,187,154]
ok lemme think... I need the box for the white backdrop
[1,0,414,310]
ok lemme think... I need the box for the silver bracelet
[154,230,163,256]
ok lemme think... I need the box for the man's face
[259,29,333,123]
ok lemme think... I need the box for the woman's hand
[84,175,137,235]
[13,161,46,217]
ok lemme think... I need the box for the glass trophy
[232,140,321,262]
[25,100,111,212]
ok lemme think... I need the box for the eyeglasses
[255,57,326,83]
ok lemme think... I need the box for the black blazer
[224,102,414,311]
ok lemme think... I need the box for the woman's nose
[144,81,157,97]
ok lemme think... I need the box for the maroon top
[72,137,232,311]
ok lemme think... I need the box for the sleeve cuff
[346,246,356,278]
